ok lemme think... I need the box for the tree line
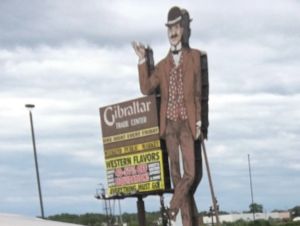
[47,205,300,226]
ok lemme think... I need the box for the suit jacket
[138,48,202,139]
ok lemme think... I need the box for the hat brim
[165,16,182,27]
[165,16,193,27]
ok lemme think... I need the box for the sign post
[99,95,171,225]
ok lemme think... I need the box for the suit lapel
[182,48,191,96]
[164,51,172,95]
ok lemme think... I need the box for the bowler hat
[165,6,182,27]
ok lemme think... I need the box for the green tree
[248,219,270,226]
[249,203,263,213]
[291,206,300,218]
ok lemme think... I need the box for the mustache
[171,34,178,39]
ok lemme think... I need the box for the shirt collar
[170,42,182,54]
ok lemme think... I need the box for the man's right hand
[131,41,146,61]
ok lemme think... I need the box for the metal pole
[98,185,110,226]
[160,194,168,226]
[104,199,109,225]
[211,209,214,226]
[248,154,255,220]
[26,105,45,219]
[201,135,220,226]
[108,200,113,226]
[137,196,146,226]
[118,200,123,226]
[209,206,214,226]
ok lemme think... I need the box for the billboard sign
[100,95,169,197]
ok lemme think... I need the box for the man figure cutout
[133,6,208,226]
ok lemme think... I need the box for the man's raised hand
[131,41,146,61]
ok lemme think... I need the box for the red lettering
[124,166,136,176]
[115,168,123,177]
[115,173,149,186]
[136,164,148,174]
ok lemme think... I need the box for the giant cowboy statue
[132,6,209,226]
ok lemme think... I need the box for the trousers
[166,119,195,226]
[190,140,203,226]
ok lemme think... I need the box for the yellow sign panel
[103,126,159,144]
[105,140,161,158]
[99,96,170,197]
[105,149,165,196]
[108,181,165,196]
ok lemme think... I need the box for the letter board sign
[100,95,169,197]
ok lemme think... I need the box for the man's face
[168,23,183,46]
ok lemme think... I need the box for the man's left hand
[196,121,202,140]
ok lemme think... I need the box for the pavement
[0,213,84,226]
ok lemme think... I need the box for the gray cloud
[1,0,299,217]
[0,0,166,48]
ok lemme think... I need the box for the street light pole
[25,104,45,219]
[248,154,255,221]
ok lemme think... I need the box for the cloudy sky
[0,0,299,218]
